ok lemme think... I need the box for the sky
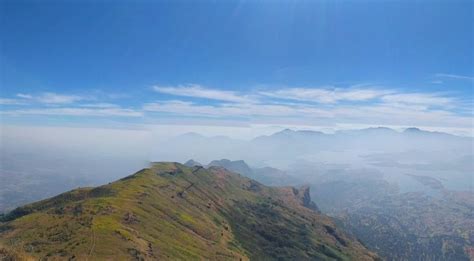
[1,0,473,136]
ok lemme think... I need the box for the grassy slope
[0,162,378,260]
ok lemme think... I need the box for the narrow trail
[87,227,96,260]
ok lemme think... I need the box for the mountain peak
[274,128,295,135]
[272,128,325,137]
[184,159,202,167]
[365,127,396,132]
[207,159,253,176]
[404,127,422,133]
[178,132,205,139]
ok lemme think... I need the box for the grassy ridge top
[0,162,378,260]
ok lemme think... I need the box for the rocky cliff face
[294,185,320,212]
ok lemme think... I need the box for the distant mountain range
[0,162,378,260]
[153,127,472,169]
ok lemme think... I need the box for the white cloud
[0,98,26,105]
[17,92,85,104]
[142,93,472,130]
[16,93,33,99]
[381,93,453,106]
[262,87,457,109]
[4,84,471,133]
[435,73,474,81]
[80,103,119,108]
[3,107,143,117]
[260,87,391,103]
[153,84,254,103]
[144,100,331,118]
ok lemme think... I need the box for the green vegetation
[0,163,377,260]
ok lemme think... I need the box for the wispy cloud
[143,100,328,118]
[261,87,458,109]
[380,93,454,106]
[143,99,471,128]
[79,103,119,108]
[143,84,471,130]
[435,73,474,81]
[17,92,85,104]
[0,98,26,105]
[2,83,471,133]
[2,92,141,117]
[153,84,254,103]
[3,107,143,117]
[260,87,392,103]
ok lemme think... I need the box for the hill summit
[0,162,377,260]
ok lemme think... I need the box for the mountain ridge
[0,162,377,260]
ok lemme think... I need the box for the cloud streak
[143,84,472,131]
[0,98,26,105]
[17,92,85,104]
[381,93,453,106]
[144,100,330,118]
[2,83,472,134]
[153,84,255,103]
[260,87,393,103]
[3,107,143,117]
[435,73,474,81]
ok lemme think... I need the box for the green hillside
[0,162,378,260]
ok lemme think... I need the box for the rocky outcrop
[293,185,320,212]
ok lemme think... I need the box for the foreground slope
[0,162,377,260]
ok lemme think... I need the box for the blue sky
[0,0,473,135]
